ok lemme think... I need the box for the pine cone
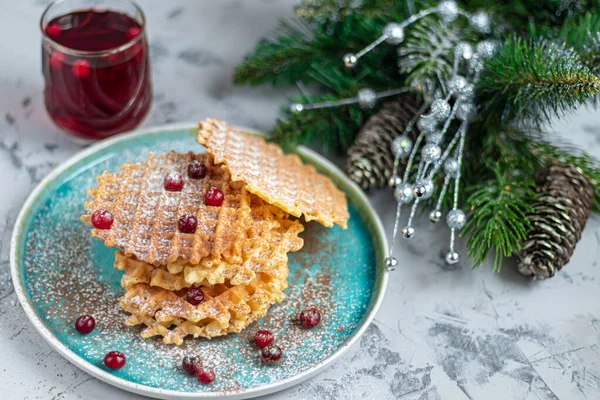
[517,164,594,279]
[346,97,421,191]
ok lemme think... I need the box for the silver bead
[456,101,475,121]
[469,53,485,73]
[430,99,451,121]
[445,251,460,265]
[357,88,377,109]
[443,158,459,178]
[470,11,491,34]
[417,116,438,133]
[391,135,413,158]
[455,42,473,60]
[384,256,398,271]
[458,83,475,101]
[343,53,358,68]
[476,40,499,59]
[446,209,466,230]
[438,1,459,23]
[448,75,468,95]
[388,175,402,187]
[402,226,415,239]
[412,178,434,199]
[290,103,304,113]
[383,23,404,45]
[426,131,443,144]
[394,182,414,204]
[429,209,443,223]
[421,143,441,163]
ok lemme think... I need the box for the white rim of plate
[10,122,389,400]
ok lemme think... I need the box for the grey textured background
[1,1,600,399]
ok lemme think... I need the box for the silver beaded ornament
[343,53,357,68]
[383,23,405,45]
[402,226,416,239]
[357,88,377,109]
[417,115,438,133]
[293,1,491,269]
[394,183,414,204]
[443,158,459,178]
[429,210,443,223]
[448,75,467,95]
[445,251,460,265]
[476,40,499,59]
[455,101,475,121]
[438,1,459,23]
[384,256,398,271]
[426,131,443,144]
[455,42,473,60]
[446,209,466,230]
[470,11,491,34]
[421,143,442,163]
[388,175,402,188]
[430,99,451,121]
[290,103,304,113]
[391,135,413,158]
[412,178,434,199]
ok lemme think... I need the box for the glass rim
[40,0,147,57]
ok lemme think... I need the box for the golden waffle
[197,119,350,229]
[119,257,288,344]
[114,207,303,288]
[82,151,295,266]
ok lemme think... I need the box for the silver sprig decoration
[289,1,498,269]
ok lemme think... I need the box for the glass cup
[41,0,152,142]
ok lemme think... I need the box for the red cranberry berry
[126,26,142,40]
[261,345,283,365]
[46,24,61,38]
[74,315,96,334]
[254,330,274,349]
[196,367,215,384]
[182,356,202,375]
[186,287,204,306]
[71,59,91,78]
[188,160,207,179]
[91,209,114,230]
[104,351,126,370]
[178,214,198,233]
[299,307,321,328]
[205,187,224,206]
[164,172,184,191]
[49,51,66,69]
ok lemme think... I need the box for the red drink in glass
[41,0,151,142]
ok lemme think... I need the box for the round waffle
[114,206,303,288]
[197,119,349,229]
[119,256,288,344]
[82,151,302,266]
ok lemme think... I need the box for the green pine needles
[234,0,600,270]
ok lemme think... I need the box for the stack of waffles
[82,119,349,345]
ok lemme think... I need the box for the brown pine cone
[346,97,421,191]
[517,164,594,279]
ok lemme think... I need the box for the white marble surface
[2,1,600,399]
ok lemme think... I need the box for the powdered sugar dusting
[17,131,377,394]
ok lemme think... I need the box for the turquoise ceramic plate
[10,123,388,399]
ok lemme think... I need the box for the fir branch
[478,37,600,127]
[398,17,463,91]
[234,5,413,88]
[463,166,535,271]
[233,19,317,86]
[463,0,600,31]
[272,98,367,152]
[550,13,600,74]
